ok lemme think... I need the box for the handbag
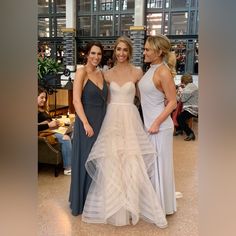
[172,102,183,127]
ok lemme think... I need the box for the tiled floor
[38,122,198,236]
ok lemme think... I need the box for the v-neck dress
[69,77,108,216]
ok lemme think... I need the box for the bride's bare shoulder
[104,67,115,82]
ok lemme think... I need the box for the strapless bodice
[109,81,135,104]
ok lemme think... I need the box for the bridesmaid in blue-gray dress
[69,41,108,216]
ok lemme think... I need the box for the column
[61,0,76,114]
[62,28,76,71]
[62,0,76,72]
[186,40,195,74]
[130,0,146,68]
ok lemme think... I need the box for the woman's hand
[83,123,94,137]
[48,120,60,129]
[148,121,160,134]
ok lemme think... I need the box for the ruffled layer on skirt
[82,103,167,228]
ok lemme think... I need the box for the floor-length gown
[69,78,108,216]
[82,81,167,228]
[138,63,177,215]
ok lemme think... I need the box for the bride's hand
[83,123,94,137]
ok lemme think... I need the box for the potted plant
[38,57,63,89]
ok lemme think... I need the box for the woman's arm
[38,123,49,132]
[148,67,177,133]
[38,120,49,125]
[73,67,94,137]
[103,70,111,104]
[135,66,143,99]
[38,120,60,131]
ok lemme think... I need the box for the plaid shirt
[180,83,198,116]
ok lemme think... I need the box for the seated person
[38,86,72,175]
[171,82,185,128]
[102,58,113,71]
[174,73,198,141]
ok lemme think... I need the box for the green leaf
[37,57,63,80]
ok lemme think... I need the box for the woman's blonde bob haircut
[146,34,177,77]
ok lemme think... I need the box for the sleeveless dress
[69,78,108,216]
[82,81,167,228]
[138,63,177,215]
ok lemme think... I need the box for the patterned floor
[38,121,198,236]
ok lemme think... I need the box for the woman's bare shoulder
[154,64,171,78]
[131,65,143,80]
[76,65,85,74]
[103,67,115,82]
[159,65,173,80]
[75,66,87,82]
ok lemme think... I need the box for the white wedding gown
[82,81,167,228]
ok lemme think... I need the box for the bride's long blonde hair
[113,36,133,64]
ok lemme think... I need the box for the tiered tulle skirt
[82,103,167,228]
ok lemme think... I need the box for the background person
[102,58,113,71]
[174,73,198,141]
[38,86,72,175]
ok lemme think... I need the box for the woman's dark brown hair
[84,41,104,64]
[38,86,48,111]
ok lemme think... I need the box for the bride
[81,36,167,228]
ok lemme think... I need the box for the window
[38,0,65,62]
[171,0,190,8]
[78,0,91,11]
[100,0,113,11]
[93,0,97,11]
[38,0,65,38]
[147,0,163,9]
[170,12,188,35]
[196,10,199,34]
[38,18,50,37]
[38,0,49,14]
[115,0,119,10]
[114,15,119,35]
[78,16,91,36]
[120,15,134,36]
[98,15,113,36]
[121,0,134,11]
[56,18,66,37]
[172,41,187,74]
[164,13,169,34]
[55,0,66,13]
[165,0,170,8]
[189,11,195,34]
[92,15,97,35]
[52,18,56,37]
[191,0,196,7]
[146,13,162,36]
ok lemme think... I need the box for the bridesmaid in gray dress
[138,35,177,215]
[69,41,108,216]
